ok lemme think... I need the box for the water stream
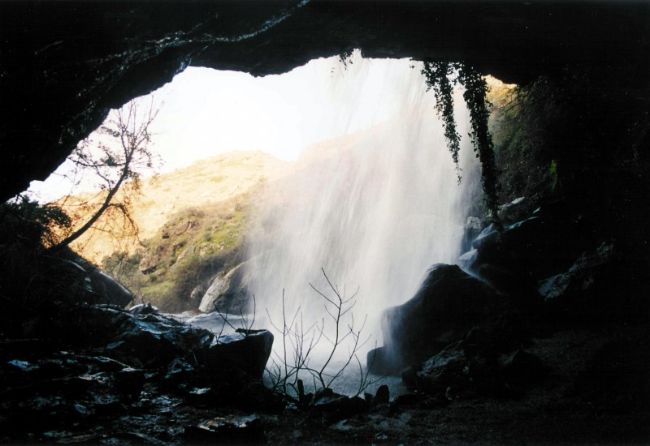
[239,55,480,391]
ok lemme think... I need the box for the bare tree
[265,269,378,400]
[50,99,158,252]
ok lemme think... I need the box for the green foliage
[421,61,500,225]
[422,61,462,182]
[457,65,500,226]
[101,197,249,312]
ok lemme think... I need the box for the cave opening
[24,51,492,396]
[2,2,650,443]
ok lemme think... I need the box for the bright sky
[28,51,420,202]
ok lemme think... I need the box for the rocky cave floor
[2,323,649,445]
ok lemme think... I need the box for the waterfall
[243,54,480,381]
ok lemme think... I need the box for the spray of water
[244,54,480,381]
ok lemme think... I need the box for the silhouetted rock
[27,305,273,384]
[403,338,546,400]
[537,241,637,323]
[468,211,589,298]
[381,264,501,369]
[311,388,368,423]
[129,302,159,315]
[200,329,274,381]
[374,384,390,405]
[49,256,134,308]
[404,342,469,395]
[87,269,134,307]
[185,414,265,444]
[498,196,530,225]
[461,216,484,253]
[367,346,402,375]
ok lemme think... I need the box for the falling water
[243,53,480,385]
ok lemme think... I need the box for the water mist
[243,53,480,389]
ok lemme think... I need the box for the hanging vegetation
[422,61,500,226]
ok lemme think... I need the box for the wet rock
[537,241,636,323]
[30,304,273,387]
[539,241,615,301]
[403,342,469,395]
[185,414,265,444]
[458,248,478,271]
[47,305,271,381]
[405,337,547,400]
[6,358,38,372]
[163,358,196,388]
[57,257,133,307]
[461,216,484,253]
[200,330,273,381]
[374,384,390,405]
[468,210,589,297]
[498,196,530,225]
[462,313,533,357]
[311,388,368,423]
[87,269,134,308]
[381,264,501,369]
[367,346,402,375]
[199,262,252,315]
[185,387,214,407]
[129,303,159,316]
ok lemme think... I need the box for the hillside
[68,135,366,311]
[61,150,288,263]
[53,151,285,311]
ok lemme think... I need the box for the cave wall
[1,0,648,202]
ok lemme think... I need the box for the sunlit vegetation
[102,193,250,311]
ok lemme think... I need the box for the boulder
[36,305,273,382]
[467,209,590,298]
[199,262,252,314]
[310,388,368,423]
[57,257,133,307]
[185,415,265,444]
[87,269,134,307]
[403,339,545,399]
[537,241,633,323]
[538,241,615,302]
[366,346,401,376]
[498,196,530,225]
[460,216,484,253]
[402,342,469,395]
[199,329,274,381]
[374,384,390,405]
[380,264,501,370]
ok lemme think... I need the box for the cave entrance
[26,51,487,395]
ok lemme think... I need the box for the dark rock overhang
[1,1,648,202]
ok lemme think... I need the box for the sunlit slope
[62,151,288,263]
